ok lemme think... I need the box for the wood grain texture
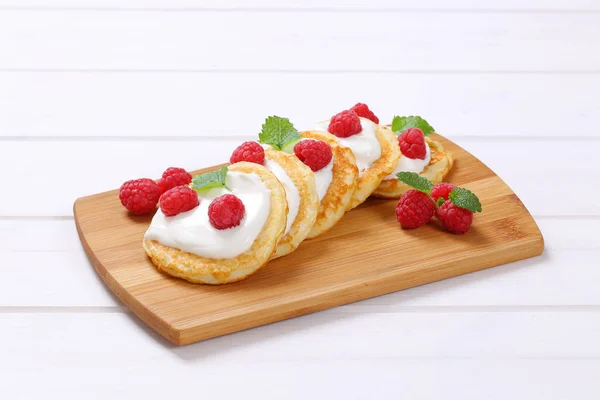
[73,135,544,345]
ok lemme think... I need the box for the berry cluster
[119,165,246,230]
[326,103,379,138]
[119,167,193,215]
[395,172,481,234]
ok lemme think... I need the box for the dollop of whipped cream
[264,158,299,236]
[384,140,431,180]
[144,172,271,259]
[314,158,333,202]
[316,117,381,177]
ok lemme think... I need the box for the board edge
[73,198,183,345]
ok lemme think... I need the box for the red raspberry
[430,183,456,202]
[437,200,473,234]
[157,167,192,194]
[119,178,161,215]
[159,186,200,217]
[395,190,435,229]
[208,194,245,230]
[350,103,379,124]
[328,110,362,138]
[398,128,427,159]
[230,141,265,165]
[293,140,333,172]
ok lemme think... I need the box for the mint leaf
[436,197,446,208]
[396,172,434,194]
[191,166,229,192]
[448,187,482,213]
[391,116,435,136]
[258,116,301,151]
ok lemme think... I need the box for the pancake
[142,161,287,284]
[317,118,400,210]
[264,149,319,258]
[345,122,400,209]
[372,137,454,198]
[300,130,358,239]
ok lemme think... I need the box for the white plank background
[1,1,599,399]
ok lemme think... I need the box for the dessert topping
[230,141,266,165]
[191,166,230,192]
[158,167,193,194]
[159,186,200,217]
[258,116,301,151]
[328,110,362,138]
[350,103,379,124]
[398,128,427,160]
[293,139,333,172]
[392,115,435,136]
[208,194,246,230]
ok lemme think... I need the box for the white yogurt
[384,141,431,180]
[313,158,333,202]
[317,117,381,177]
[264,157,300,236]
[144,172,271,259]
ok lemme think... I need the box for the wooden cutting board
[74,134,544,346]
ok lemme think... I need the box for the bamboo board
[74,135,544,345]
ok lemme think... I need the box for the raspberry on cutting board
[430,183,456,202]
[293,139,333,172]
[119,178,161,215]
[395,189,436,229]
[395,172,482,234]
[208,194,246,230]
[437,200,473,234]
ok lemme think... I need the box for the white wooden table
[2,1,600,398]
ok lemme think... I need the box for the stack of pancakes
[144,115,454,284]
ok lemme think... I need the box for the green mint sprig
[191,166,230,192]
[448,187,482,213]
[396,172,434,194]
[391,116,435,136]
[396,171,482,212]
[258,116,301,151]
